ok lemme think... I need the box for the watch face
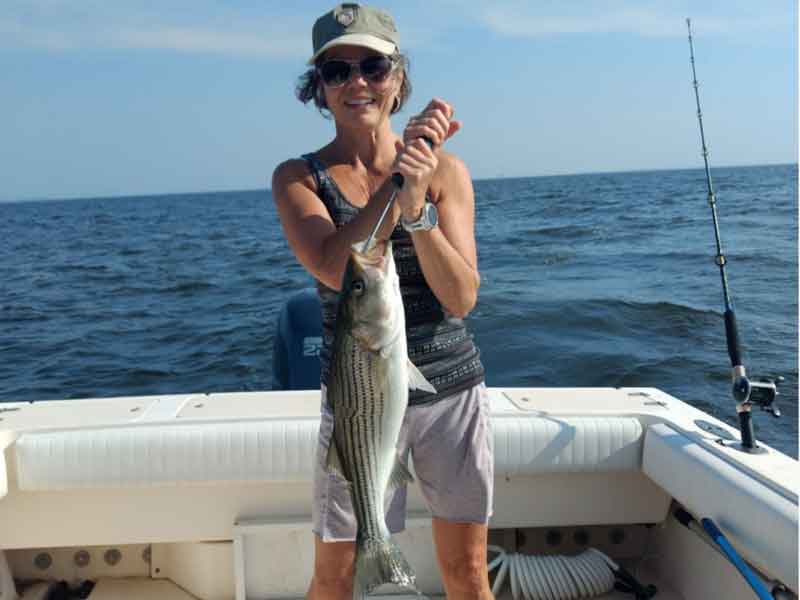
[425,202,438,227]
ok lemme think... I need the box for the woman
[271,4,494,599]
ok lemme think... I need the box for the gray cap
[308,3,399,65]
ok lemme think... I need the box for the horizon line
[2,161,796,205]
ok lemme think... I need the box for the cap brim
[307,34,397,65]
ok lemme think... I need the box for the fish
[325,240,436,599]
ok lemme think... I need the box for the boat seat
[12,415,644,491]
[492,414,643,474]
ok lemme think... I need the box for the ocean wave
[159,281,218,294]
[521,225,600,239]
[118,247,145,256]
[60,264,111,273]
[0,305,50,323]
[487,297,726,343]
[565,297,721,322]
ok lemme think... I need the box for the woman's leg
[309,397,358,600]
[408,384,494,599]
[432,519,494,600]
[306,536,356,600]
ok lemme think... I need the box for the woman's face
[319,45,401,131]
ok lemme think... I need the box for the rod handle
[724,308,743,368]
[363,136,437,253]
[391,137,435,189]
[738,410,756,448]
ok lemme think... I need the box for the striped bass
[326,240,436,598]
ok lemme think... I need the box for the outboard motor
[272,287,323,390]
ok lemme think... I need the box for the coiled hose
[487,545,618,599]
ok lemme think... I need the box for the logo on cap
[337,7,356,27]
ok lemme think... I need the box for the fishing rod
[361,136,434,253]
[361,172,405,253]
[686,18,782,452]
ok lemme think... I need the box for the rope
[488,545,618,600]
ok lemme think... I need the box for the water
[1,164,796,457]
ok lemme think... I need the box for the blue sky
[1,1,796,201]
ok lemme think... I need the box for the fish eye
[352,279,365,295]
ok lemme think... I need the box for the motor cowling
[271,288,322,391]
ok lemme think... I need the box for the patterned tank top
[302,153,485,406]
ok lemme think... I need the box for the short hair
[295,53,412,119]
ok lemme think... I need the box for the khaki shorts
[312,383,493,542]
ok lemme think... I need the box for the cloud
[0,19,79,50]
[0,2,309,58]
[112,28,306,59]
[473,2,791,38]
[1,1,791,57]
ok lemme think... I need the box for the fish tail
[352,536,416,600]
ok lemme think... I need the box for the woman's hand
[404,98,461,147]
[394,98,462,221]
[393,137,437,221]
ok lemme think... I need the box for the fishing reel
[732,373,783,452]
[732,374,783,418]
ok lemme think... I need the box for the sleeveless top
[302,153,485,406]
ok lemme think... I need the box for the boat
[0,287,796,600]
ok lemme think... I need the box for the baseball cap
[308,3,399,65]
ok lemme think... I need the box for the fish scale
[334,336,387,542]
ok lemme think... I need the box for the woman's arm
[393,99,480,318]
[404,151,480,318]
[271,159,400,291]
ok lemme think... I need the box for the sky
[1,1,796,202]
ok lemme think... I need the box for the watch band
[401,202,438,232]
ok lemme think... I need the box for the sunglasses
[317,56,397,88]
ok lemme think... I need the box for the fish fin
[354,537,417,598]
[407,360,436,394]
[325,441,348,482]
[387,455,414,491]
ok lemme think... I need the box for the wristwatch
[401,202,438,233]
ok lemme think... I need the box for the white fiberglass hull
[0,387,796,599]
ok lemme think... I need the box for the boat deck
[57,562,681,600]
